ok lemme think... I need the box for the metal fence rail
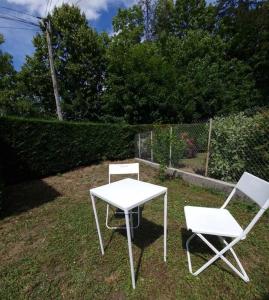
[135,110,269,182]
[136,121,209,176]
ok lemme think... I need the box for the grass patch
[0,160,269,299]
[181,152,207,175]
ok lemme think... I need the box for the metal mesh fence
[135,110,269,182]
[136,122,209,176]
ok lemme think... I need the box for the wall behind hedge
[0,117,151,184]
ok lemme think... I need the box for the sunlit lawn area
[0,160,269,299]
[181,152,207,174]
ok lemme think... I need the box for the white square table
[90,178,168,289]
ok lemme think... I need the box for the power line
[0,26,40,31]
[0,11,39,24]
[0,14,39,27]
[0,5,41,19]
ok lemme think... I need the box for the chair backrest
[222,172,269,237]
[109,163,139,183]
[236,172,269,210]
[229,172,269,237]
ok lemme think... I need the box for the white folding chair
[105,163,141,237]
[184,172,269,282]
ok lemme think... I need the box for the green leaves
[209,111,269,182]
[1,1,268,123]
[0,116,151,184]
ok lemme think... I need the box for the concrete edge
[135,157,235,194]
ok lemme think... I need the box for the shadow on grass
[1,179,61,219]
[106,215,163,282]
[181,228,224,253]
[181,228,240,278]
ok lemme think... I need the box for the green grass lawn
[0,160,269,299]
[180,152,207,175]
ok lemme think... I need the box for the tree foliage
[1,1,268,123]
[6,5,106,120]
[0,34,16,116]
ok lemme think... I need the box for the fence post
[138,133,141,158]
[169,126,172,168]
[151,131,153,162]
[205,118,213,177]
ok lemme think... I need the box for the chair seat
[184,206,244,238]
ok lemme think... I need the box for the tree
[103,42,179,124]
[173,0,216,37]
[16,4,107,120]
[104,6,182,124]
[153,0,175,39]
[216,0,269,105]
[102,5,146,123]
[0,34,16,116]
[164,30,259,121]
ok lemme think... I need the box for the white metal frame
[185,172,269,282]
[105,163,140,236]
[90,178,168,289]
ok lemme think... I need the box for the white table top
[90,178,167,211]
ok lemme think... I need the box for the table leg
[164,191,167,262]
[90,193,104,255]
[130,210,134,240]
[125,210,136,289]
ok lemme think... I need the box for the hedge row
[208,111,269,182]
[0,117,151,185]
[0,168,3,211]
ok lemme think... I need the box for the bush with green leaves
[0,117,150,184]
[251,111,269,180]
[208,112,269,182]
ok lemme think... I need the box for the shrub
[0,116,149,184]
[208,112,269,182]
[251,111,269,180]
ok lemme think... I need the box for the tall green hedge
[0,166,4,211]
[0,117,150,184]
[208,112,269,182]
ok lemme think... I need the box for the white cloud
[6,0,137,20]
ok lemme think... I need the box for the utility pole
[139,0,153,41]
[44,19,63,120]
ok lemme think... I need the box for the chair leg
[130,206,140,229]
[105,204,118,230]
[186,233,197,274]
[106,205,140,230]
[186,233,249,282]
[219,237,249,282]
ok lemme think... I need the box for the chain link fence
[135,110,269,183]
[135,121,209,176]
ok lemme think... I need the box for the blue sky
[0,0,214,70]
[0,0,134,70]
